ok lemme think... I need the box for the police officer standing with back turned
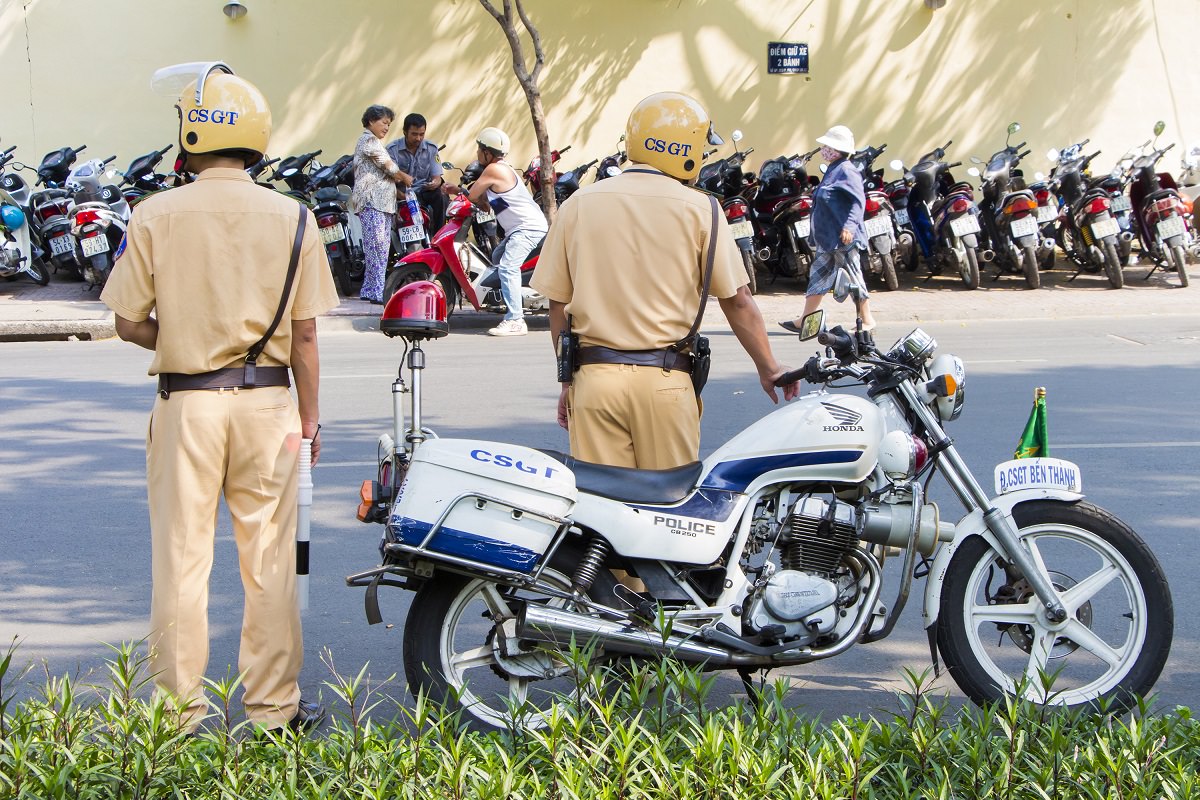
[531,92,800,471]
[100,63,339,735]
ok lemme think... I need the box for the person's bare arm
[290,317,323,464]
[467,163,508,210]
[718,287,800,402]
[114,314,159,351]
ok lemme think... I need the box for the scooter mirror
[1153,120,1166,137]
[970,155,984,164]
[888,158,904,172]
[1034,171,1046,182]
[731,130,743,143]
[1007,122,1021,136]
[967,167,981,178]
[441,161,455,170]
[105,169,117,179]
[605,166,621,178]
[618,133,626,143]
[1045,148,1059,162]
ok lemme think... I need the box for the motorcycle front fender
[921,487,1085,629]
[960,233,978,248]
[870,234,892,255]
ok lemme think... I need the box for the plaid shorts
[807,243,868,299]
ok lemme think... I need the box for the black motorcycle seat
[538,449,702,504]
[313,186,342,201]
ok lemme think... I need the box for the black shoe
[288,698,327,731]
[778,320,803,335]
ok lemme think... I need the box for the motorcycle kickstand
[738,667,770,711]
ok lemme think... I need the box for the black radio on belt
[556,316,579,383]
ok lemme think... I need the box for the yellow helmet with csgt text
[176,68,271,166]
[625,92,720,181]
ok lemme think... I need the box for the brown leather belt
[157,366,290,399]
[577,345,694,374]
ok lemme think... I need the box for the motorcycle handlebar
[2,145,15,156]
[157,145,174,157]
[946,161,962,170]
[943,140,953,150]
[557,145,572,157]
[1018,150,1031,160]
[773,357,818,387]
[102,155,117,166]
[73,145,87,155]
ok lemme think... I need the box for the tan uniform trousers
[567,363,701,470]
[146,384,302,730]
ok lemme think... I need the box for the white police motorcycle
[0,145,49,286]
[348,286,1173,730]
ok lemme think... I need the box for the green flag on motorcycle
[1014,387,1049,459]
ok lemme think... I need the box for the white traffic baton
[296,437,313,612]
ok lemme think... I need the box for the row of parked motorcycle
[4,120,1197,300]
[689,120,1199,292]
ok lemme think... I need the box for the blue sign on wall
[767,41,809,74]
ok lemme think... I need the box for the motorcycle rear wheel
[740,249,758,295]
[937,500,1172,713]
[329,252,353,297]
[1102,241,1124,289]
[1021,244,1041,289]
[383,263,434,305]
[1168,244,1189,288]
[959,247,980,290]
[403,547,619,732]
[27,258,50,286]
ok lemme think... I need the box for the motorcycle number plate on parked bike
[319,224,345,245]
[728,220,753,240]
[1036,205,1057,223]
[793,219,811,240]
[949,215,980,237]
[49,235,74,256]
[1090,218,1120,240]
[1156,215,1185,240]
[894,208,909,226]
[993,457,1082,495]
[1009,216,1038,238]
[80,236,109,257]
[398,224,425,243]
[1110,195,1131,212]
[864,216,892,239]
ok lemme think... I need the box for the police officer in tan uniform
[532,92,800,470]
[100,64,339,733]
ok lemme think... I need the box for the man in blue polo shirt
[386,112,446,232]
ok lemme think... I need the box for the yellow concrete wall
[1,0,1195,181]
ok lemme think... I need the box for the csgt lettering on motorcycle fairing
[470,448,558,479]
[643,138,693,157]
[186,108,241,125]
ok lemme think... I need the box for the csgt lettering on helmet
[186,108,241,125]
[643,138,692,157]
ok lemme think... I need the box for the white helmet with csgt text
[625,92,722,181]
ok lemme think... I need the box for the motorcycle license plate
[1010,216,1038,238]
[319,224,345,244]
[49,235,74,256]
[1036,205,1057,223]
[792,219,811,239]
[1110,194,1131,212]
[864,215,891,239]
[80,236,109,257]
[949,215,980,237]
[994,457,1082,495]
[399,223,425,243]
[894,207,909,226]
[728,220,753,240]
[1156,215,1186,240]
[475,209,495,223]
[1090,217,1119,240]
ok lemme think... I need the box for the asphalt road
[1,311,1198,723]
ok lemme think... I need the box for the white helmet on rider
[476,127,510,157]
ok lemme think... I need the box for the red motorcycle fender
[399,244,482,310]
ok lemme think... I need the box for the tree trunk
[477,0,558,221]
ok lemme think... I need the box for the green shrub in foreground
[1,638,1198,799]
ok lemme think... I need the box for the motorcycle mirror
[799,310,825,341]
[731,130,743,143]
[1045,148,1059,162]
[1034,171,1046,181]
[970,155,984,164]
[441,161,455,170]
[105,169,117,179]
[618,133,626,143]
[818,163,828,174]
[967,167,981,178]
[605,165,621,178]
[10,161,27,170]
[1110,169,1121,180]
[1007,122,1021,136]
[888,158,904,172]
[1153,120,1166,138]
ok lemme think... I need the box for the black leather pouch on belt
[689,336,711,396]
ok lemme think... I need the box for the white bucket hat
[816,125,856,154]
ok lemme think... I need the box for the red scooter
[382,191,546,313]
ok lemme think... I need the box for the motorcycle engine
[744,496,860,641]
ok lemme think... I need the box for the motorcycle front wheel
[937,500,1172,713]
[27,258,50,286]
[403,550,617,731]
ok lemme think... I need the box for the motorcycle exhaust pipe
[979,249,996,263]
[1039,237,1056,252]
[1119,231,1135,243]
[756,247,771,262]
[517,604,733,665]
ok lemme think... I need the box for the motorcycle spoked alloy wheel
[937,500,1172,713]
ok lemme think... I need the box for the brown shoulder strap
[244,203,307,386]
[672,194,719,352]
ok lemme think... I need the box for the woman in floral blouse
[351,105,409,303]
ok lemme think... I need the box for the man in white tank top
[447,127,548,336]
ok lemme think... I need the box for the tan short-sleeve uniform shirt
[530,166,746,351]
[101,168,339,375]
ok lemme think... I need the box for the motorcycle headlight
[926,353,966,421]
[887,328,937,365]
